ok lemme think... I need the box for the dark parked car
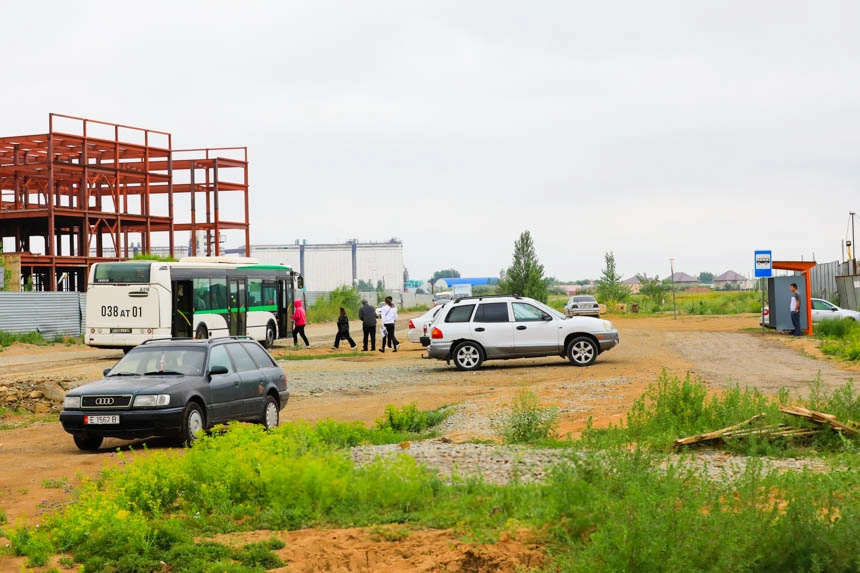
[60,337,289,451]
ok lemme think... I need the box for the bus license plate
[110,328,132,334]
[85,415,119,425]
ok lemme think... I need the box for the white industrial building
[240,240,404,292]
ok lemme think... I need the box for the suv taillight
[408,319,415,329]
[431,327,443,339]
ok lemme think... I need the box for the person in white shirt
[379,296,399,352]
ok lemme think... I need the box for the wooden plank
[673,414,765,448]
[780,406,859,435]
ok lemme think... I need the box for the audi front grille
[81,395,133,409]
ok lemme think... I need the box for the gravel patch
[351,441,834,485]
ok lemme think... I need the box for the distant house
[622,276,641,294]
[671,272,699,285]
[714,270,749,289]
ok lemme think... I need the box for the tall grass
[816,318,860,362]
[549,291,763,316]
[305,285,362,323]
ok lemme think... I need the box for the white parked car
[811,298,860,322]
[427,295,619,370]
[408,304,448,345]
[563,295,600,318]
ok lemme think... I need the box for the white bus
[85,257,303,351]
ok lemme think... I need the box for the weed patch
[492,389,560,444]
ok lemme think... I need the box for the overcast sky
[3,1,859,282]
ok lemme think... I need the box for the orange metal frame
[0,114,250,291]
[773,261,816,335]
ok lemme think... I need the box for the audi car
[60,336,289,450]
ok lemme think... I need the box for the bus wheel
[264,321,276,348]
[196,324,209,340]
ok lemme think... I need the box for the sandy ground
[1,313,858,571]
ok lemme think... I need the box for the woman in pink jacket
[290,299,310,347]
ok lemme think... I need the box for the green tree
[429,268,460,288]
[636,273,666,304]
[497,231,548,302]
[595,252,630,304]
[698,271,714,284]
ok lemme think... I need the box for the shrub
[306,285,362,323]
[374,403,453,434]
[492,389,559,443]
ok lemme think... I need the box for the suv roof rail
[453,294,523,302]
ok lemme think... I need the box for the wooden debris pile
[673,407,859,449]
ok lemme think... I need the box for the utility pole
[851,211,857,275]
[670,257,677,319]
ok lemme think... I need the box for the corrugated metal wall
[0,292,86,336]
[810,260,840,301]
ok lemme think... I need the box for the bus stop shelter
[773,261,816,335]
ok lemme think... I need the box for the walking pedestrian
[290,299,310,347]
[357,298,377,351]
[379,296,399,352]
[789,282,802,336]
[332,307,357,349]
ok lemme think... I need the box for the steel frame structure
[0,114,249,291]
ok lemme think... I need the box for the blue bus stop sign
[754,250,772,278]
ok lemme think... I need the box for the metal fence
[809,260,841,302]
[0,292,87,336]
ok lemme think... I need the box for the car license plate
[110,328,132,334]
[85,415,119,425]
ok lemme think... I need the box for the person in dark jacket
[357,299,377,351]
[332,307,357,349]
[290,299,310,347]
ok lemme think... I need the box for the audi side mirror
[103,368,111,377]
[209,365,229,376]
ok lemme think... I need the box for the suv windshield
[109,347,206,376]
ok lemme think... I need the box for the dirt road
[1,313,857,571]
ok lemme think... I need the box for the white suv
[426,295,620,370]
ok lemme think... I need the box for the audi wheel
[73,433,104,451]
[178,402,205,446]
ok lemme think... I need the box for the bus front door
[172,280,194,338]
[277,279,294,338]
[228,278,247,336]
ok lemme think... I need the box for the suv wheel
[567,336,597,367]
[73,433,103,451]
[262,395,279,429]
[178,402,205,446]
[452,342,484,371]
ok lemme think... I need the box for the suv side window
[474,302,509,323]
[445,304,475,323]
[243,342,277,369]
[225,343,258,372]
[208,345,235,374]
[512,302,549,322]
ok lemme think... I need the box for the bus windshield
[94,262,151,284]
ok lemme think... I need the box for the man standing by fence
[789,282,802,336]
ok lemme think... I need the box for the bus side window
[193,278,210,311]
[262,280,276,306]
[249,278,262,307]
[210,279,227,311]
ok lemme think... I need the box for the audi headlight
[133,394,171,407]
[64,396,81,410]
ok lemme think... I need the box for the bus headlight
[133,394,171,407]
[64,396,81,410]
